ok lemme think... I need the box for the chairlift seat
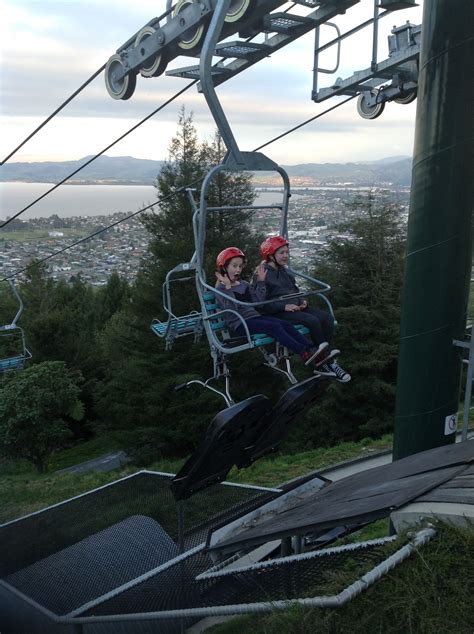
[151,313,202,339]
[0,355,26,372]
[202,291,309,351]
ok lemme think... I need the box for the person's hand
[215,272,232,289]
[285,304,300,312]
[255,263,267,282]
[299,300,308,310]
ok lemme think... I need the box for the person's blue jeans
[234,316,310,355]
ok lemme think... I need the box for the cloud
[1,0,424,164]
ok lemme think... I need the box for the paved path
[319,430,474,482]
[56,451,130,475]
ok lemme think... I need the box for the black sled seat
[171,395,272,501]
[171,375,328,501]
[239,374,329,467]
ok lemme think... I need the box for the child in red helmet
[257,236,351,383]
[214,247,330,368]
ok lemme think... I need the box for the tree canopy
[288,192,406,449]
[0,361,84,472]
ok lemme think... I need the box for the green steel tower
[393,0,474,459]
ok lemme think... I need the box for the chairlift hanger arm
[199,0,243,164]
[5,280,24,327]
[0,281,31,372]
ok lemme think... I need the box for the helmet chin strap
[222,264,234,282]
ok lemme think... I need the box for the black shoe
[327,360,351,383]
[314,362,336,378]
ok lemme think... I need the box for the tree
[95,271,131,327]
[20,263,97,369]
[137,107,260,321]
[0,361,84,472]
[291,192,406,448]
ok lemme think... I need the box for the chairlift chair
[181,154,335,406]
[0,281,32,373]
[150,260,203,350]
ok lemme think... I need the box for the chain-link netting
[78,538,399,618]
[0,471,278,618]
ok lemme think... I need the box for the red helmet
[260,236,289,260]
[216,247,245,269]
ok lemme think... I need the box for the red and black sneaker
[301,341,329,366]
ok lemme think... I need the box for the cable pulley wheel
[225,0,251,22]
[135,26,167,78]
[357,90,385,120]
[105,54,137,100]
[394,89,417,105]
[174,0,204,50]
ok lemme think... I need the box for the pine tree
[290,192,406,448]
[137,107,259,321]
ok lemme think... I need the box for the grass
[208,521,474,634]
[47,431,127,471]
[0,433,392,524]
[224,435,392,488]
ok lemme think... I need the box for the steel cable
[1,95,355,282]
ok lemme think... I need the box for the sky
[1,0,424,166]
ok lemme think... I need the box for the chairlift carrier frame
[151,1,336,405]
[0,280,32,373]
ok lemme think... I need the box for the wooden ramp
[208,441,474,555]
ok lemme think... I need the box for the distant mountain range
[0,156,164,186]
[0,154,412,187]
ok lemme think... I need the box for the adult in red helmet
[214,247,330,367]
[256,236,351,383]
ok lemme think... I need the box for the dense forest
[0,110,407,472]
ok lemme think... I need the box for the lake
[0,182,366,222]
[0,182,159,221]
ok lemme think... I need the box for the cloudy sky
[1,0,424,166]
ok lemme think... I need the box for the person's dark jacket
[215,280,266,332]
[253,264,303,314]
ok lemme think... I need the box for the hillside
[0,155,164,186]
[281,157,412,186]
[0,155,412,187]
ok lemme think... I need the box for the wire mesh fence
[0,469,428,634]
[0,471,278,628]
